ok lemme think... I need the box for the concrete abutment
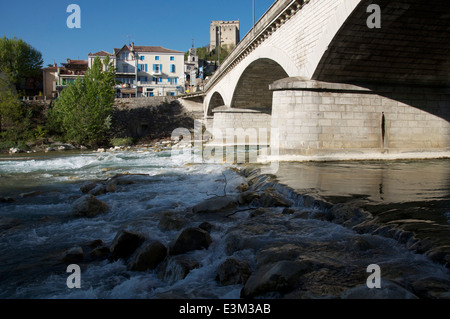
[269,77,450,158]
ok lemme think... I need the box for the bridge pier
[269,77,450,159]
[210,106,271,146]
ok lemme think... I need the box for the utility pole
[253,0,255,35]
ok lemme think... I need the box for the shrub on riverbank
[110,137,134,147]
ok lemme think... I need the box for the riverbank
[1,98,199,155]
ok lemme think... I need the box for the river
[0,148,449,299]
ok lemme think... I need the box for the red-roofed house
[42,59,88,99]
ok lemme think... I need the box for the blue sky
[0,0,275,67]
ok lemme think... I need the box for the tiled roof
[43,66,59,71]
[133,46,184,54]
[89,50,112,56]
[66,59,88,65]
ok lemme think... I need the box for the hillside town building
[43,43,185,99]
[42,59,88,98]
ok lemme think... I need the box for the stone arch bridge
[188,0,450,159]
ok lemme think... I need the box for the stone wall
[111,98,195,141]
[210,108,271,145]
[270,78,450,156]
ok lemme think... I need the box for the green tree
[49,57,116,146]
[0,87,21,133]
[0,37,43,93]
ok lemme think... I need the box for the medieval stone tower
[209,20,240,51]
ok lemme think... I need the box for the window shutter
[174,78,177,84]
[145,64,148,72]
[160,64,162,72]
[153,64,156,71]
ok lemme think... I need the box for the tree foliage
[0,81,22,132]
[185,45,232,63]
[0,36,43,92]
[49,57,116,146]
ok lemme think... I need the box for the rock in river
[110,230,145,259]
[191,196,237,214]
[62,246,84,263]
[216,258,251,286]
[127,240,167,271]
[72,194,109,218]
[168,227,212,255]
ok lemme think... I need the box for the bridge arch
[205,85,229,116]
[207,91,226,116]
[230,57,289,113]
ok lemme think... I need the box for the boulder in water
[127,240,167,271]
[88,184,106,196]
[158,211,187,231]
[198,221,214,233]
[62,246,84,263]
[72,194,109,218]
[216,258,251,286]
[110,230,145,259]
[192,196,237,214]
[241,260,311,298]
[241,188,292,208]
[80,182,98,194]
[168,227,212,255]
[158,255,200,283]
[237,191,260,205]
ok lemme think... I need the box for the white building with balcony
[112,43,185,97]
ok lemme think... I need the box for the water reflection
[274,159,450,204]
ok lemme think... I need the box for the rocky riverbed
[46,167,450,299]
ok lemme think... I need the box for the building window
[116,77,135,85]
[138,76,148,84]
[170,64,175,73]
[140,56,145,61]
[153,64,162,74]
[122,65,128,73]
[168,77,177,85]
[159,77,162,83]
[170,56,174,61]
[121,52,129,60]
[155,56,160,60]
[138,64,148,72]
